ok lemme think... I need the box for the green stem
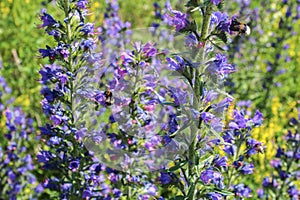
[186,3,214,200]
[227,142,241,186]
[200,4,212,43]
[199,3,212,61]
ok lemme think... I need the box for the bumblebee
[104,90,113,106]
[229,18,251,35]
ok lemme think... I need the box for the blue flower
[164,9,188,31]
[37,151,55,163]
[201,112,215,124]
[212,154,227,167]
[288,185,299,199]
[223,145,237,156]
[40,11,58,28]
[252,110,263,126]
[80,38,95,51]
[159,172,172,184]
[207,192,223,200]
[77,0,88,9]
[200,169,224,188]
[142,42,157,57]
[69,160,80,171]
[47,136,62,146]
[39,46,57,60]
[80,23,95,35]
[185,33,198,47]
[166,56,184,70]
[233,184,252,198]
[211,0,222,5]
[239,163,254,174]
[211,11,228,25]
[275,147,285,158]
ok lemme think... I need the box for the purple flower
[8,171,16,182]
[77,0,88,9]
[252,110,263,126]
[279,170,289,180]
[80,38,95,51]
[56,72,68,85]
[145,184,157,196]
[288,186,299,199]
[275,147,285,158]
[50,115,64,126]
[215,17,231,33]
[47,29,60,37]
[200,169,224,188]
[232,109,247,129]
[166,56,184,70]
[159,172,172,184]
[80,23,94,35]
[223,145,237,156]
[211,0,222,5]
[257,188,265,198]
[40,11,57,28]
[213,97,233,113]
[164,10,188,31]
[233,184,252,198]
[185,33,198,47]
[286,151,294,158]
[210,117,224,132]
[201,112,215,124]
[40,124,55,136]
[213,155,227,167]
[36,184,44,193]
[37,151,55,163]
[205,90,219,103]
[39,46,56,60]
[237,100,252,107]
[142,42,157,57]
[223,131,235,143]
[39,65,60,83]
[211,12,228,25]
[207,192,223,200]
[262,176,278,188]
[168,113,179,134]
[47,136,62,145]
[240,163,254,174]
[69,160,80,171]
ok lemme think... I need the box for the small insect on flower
[255,143,266,154]
[104,90,113,106]
[229,18,251,35]
[94,90,114,110]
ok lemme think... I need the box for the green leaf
[187,182,196,198]
[215,189,235,196]
[215,31,229,44]
[161,101,177,106]
[168,160,188,172]
[210,41,225,51]
[170,196,186,200]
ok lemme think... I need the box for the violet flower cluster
[257,115,300,200]
[37,0,266,199]
[38,0,110,199]
[0,64,42,200]
[149,0,265,199]
[38,0,168,199]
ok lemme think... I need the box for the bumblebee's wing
[232,13,251,24]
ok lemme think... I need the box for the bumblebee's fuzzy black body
[229,18,251,35]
